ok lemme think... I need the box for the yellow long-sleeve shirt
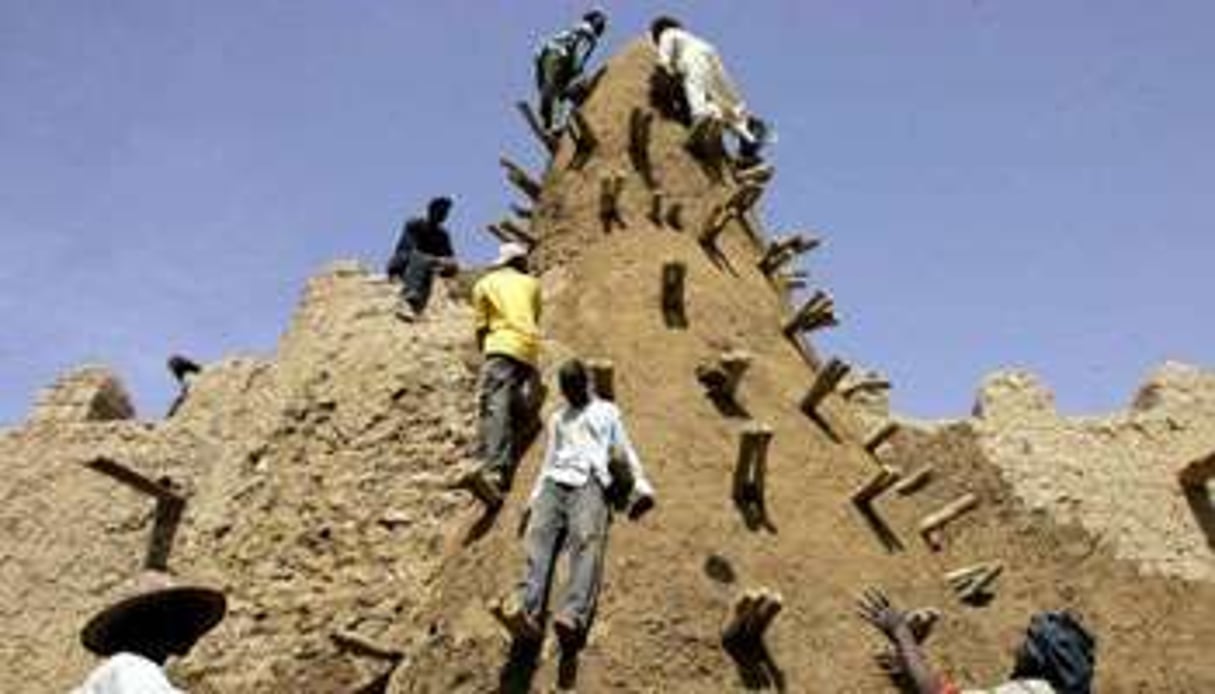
[472,266,541,367]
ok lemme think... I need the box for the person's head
[166,355,201,384]
[1010,611,1096,694]
[558,359,591,409]
[650,16,682,44]
[494,241,530,273]
[427,196,453,224]
[583,8,607,36]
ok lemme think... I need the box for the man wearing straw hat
[456,241,542,509]
[72,571,226,693]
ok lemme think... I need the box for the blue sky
[1,1,1211,424]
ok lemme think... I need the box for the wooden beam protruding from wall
[800,358,851,419]
[628,107,657,189]
[661,261,688,329]
[783,290,837,337]
[514,101,557,154]
[500,157,541,201]
[733,422,775,532]
[599,174,626,233]
[758,234,820,276]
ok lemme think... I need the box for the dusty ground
[1,35,1211,694]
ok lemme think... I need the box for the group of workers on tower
[71,9,1093,694]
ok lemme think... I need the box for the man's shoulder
[588,398,622,419]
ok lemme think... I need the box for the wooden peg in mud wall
[599,174,626,233]
[863,422,900,456]
[799,358,851,418]
[919,493,980,550]
[698,203,732,248]
[649,192,665,227]
[840,374,893,400]
[500,157,541,201]
[661,261,688,329]
[733,422,775,532]
[893,465,935,496]
[726,184,764,219]
[568,109,599,171]
[851,465,902,507]
[486,218,537,247]
[509,204,533,220]
[665,203,684,230]
[514,101,557,154]
[628,107,657,189]
[697,350,753,403]
[758,234,821,276]
[945,561,1004,604]
[85,456,186,571]
[722,588,784,645]
[782,290,837,337]
[586,359,615,401]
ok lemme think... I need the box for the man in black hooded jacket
[387,196,457,320]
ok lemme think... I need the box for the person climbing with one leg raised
[455,242,543,509]
[649,16,771,163]
[492,358,656,652]
[534,8,608,133]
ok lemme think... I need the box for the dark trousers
[519,478,610,631]
[536,49,574,131]
[401,251,442,313]
[478,354,539,482]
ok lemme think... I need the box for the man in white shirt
[492,358,655,652]
[73,574,226,694]
[650,16,759,151]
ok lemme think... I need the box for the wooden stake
[331,629,405,662]
[840,375,893,400]
[894,465,934,495]
[800,358,851,417]
[649,192,665,227]
[599,174,626,233]
[736,163,775,186]
[863,422,900,455]
[509,204,533,219]
[758,234,821,276]
[698,203,731,248]
[783,290,837,337]
[852,466,902,506]
[661,262,687,328]
[665,203,684,230]
[514,101,557,154]
[919,493,980,549]
[85,457,186,571]
[628,107,657,189]
[500,157,541,201]
[723,588,782,644]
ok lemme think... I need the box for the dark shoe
[452,465,504,509]
[552,613,583,653]
[490,597,541,643]
[394,307,416,323]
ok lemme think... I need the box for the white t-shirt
[72,653,183,694]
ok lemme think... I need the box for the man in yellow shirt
[458,242,542,508]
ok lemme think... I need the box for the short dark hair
[650,16,681,44]
[167,355,201,382]
[558,359,590,402]
[428,196,452,218]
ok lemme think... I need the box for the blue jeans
[519,478,610,632]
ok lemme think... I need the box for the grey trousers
[478,354,539,482]
[520,478,610,631]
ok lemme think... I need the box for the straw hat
[80,571,226,657]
